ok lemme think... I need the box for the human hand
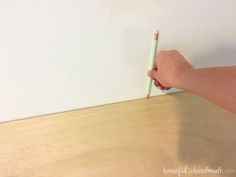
[148,50,194,90]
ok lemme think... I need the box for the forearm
[177,67,236,113]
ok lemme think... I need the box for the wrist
[174,68,196,89]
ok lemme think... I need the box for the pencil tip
[146,95,150,99]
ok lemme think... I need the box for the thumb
[147,69,158,80]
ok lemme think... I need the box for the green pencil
[146,31,159,98]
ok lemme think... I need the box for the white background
[0,0,236,122]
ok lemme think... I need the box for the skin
[148,50,236,113]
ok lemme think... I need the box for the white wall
[0,0,236,122]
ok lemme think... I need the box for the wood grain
[0,92,236,177]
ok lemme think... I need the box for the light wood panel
[0,92,236,177]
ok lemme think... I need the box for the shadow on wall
[191,45,236,68]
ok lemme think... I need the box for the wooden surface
[0,92,236,177]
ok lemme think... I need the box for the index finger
[152,57,158,70]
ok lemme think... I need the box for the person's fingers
[152,62,157,70]
[153,78,171,90]
[165,87,171,90]
[147,69,158,80]
[159,85,165,90]
[148,70,167,89]
[154,80,161,87]
[156,50,167,62]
